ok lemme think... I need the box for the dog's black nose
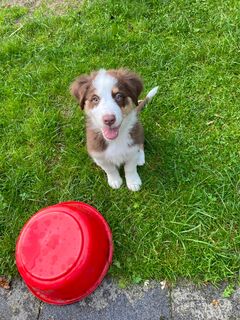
[103,114,116,126]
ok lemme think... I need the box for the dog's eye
[115,93,124,102]
[91,95,100,103]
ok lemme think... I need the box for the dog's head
[70,69,143,141]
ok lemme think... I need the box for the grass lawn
[0,0,239,284]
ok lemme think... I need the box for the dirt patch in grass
[1,0,83,14]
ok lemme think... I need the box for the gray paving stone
[38,277,171,320]
[172,282,240,320]
[0,278,40,320]
[2,277,239,320]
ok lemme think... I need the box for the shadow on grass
[142,129,191,193]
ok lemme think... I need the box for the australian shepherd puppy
[70,69,158,191]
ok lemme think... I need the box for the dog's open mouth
[102,125,120,140]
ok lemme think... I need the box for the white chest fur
[104,134,138,166]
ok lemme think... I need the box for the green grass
[0,0,239,284]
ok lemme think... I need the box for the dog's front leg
[124,155,142,191]
[93,157,122,189]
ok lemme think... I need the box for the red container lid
[16,202,113,305]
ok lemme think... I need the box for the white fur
[147,86,159,100]
[93,158,123,189]
[124,153,142,191]
[137,149,145,166]
[93,69,117,95]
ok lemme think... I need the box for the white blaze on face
[87,69,123,141]
[93,69,116,99]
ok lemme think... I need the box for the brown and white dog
[70,69,158,191]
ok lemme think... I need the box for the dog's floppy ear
[114,69,143,105]
[70,75,91,109]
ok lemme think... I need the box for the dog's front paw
[126,174,142,192]
[107,175,123,189]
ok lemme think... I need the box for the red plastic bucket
[16,201,113,305]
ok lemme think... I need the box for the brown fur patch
[70,75,91,109]
[122,97,134,116]
[70,71,99,109]
[86,124,107,153]
[108,69,143,105]
[112,87,119,94]
[111,85,134,115]
[84,87,100,111]
[130,121,144,146]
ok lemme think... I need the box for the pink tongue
[103,127,119,140]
